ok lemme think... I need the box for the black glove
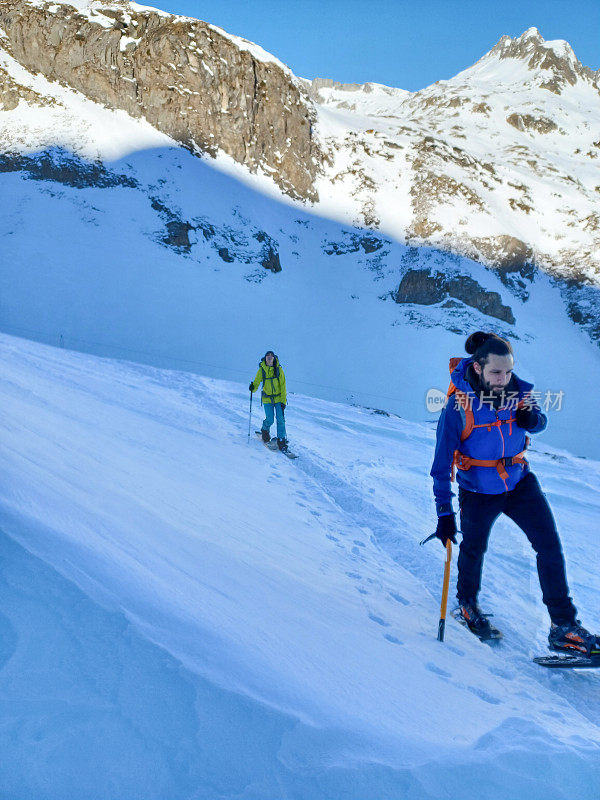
[249,383,254,392]
[435,514,457,547]
[281,403,286,411]
[515,406,538,429]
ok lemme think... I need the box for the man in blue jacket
[431,331,595,654]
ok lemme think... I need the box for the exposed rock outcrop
[0,0,320,200]
[0,64,57,110]
[506,113,559,134]
[254,231,282,273]
[323,232,386,256]
[560,280,600,343]
[149,196,283,270]
[471,235,533,271]
[0,148,137,188]
[395,269,515,324]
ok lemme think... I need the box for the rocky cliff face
[0,0,319,200]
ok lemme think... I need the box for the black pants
[458,472,576,625]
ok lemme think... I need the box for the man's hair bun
[465,331,513,363]
[465,331,492,355]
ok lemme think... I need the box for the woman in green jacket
[250,351,288,451]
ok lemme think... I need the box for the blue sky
[159,0,599,91]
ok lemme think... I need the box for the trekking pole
[438,540,453,642]
[247,389,253,443]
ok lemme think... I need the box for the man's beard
[481,381,506,395]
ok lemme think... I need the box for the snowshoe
[277,438,298,459]
[533,653,600,669]
[255,431,297,458]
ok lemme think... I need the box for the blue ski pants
[261,402,287,440]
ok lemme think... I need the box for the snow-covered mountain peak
[309,23,600,322]
[492,26,576,66]
[464,27,598,95]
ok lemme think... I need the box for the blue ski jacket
[431,357,547,516]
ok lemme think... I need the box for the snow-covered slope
[1,333,599,799]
